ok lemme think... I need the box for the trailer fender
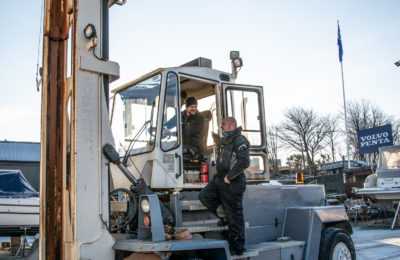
[283,206,349,260]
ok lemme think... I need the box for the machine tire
[319,228,356,260]
[110,188,137,232]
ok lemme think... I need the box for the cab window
[226,89,262,146]
[161,72,180,151]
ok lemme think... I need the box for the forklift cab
[110,58,268,190]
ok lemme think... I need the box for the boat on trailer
[0,170,39,236]
[356,145,400,208]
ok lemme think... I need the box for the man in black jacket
[199,117,250,255]
[163,97,204,154]
[181,97,204,154]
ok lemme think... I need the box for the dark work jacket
[182,111,205,150]
[216,127,250,181]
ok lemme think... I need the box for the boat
[0,170,39,236]
[356,145,400,208]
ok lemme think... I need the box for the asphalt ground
[352,220,400,260]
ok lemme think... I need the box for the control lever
[103,143,138,185]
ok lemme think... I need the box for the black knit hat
[185,97,197,107]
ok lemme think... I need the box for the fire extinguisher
[200,163,209,183]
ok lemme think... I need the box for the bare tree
[389,116,400,144]
[316,154,331,166]
[278,107,331,175]
[325,115,340,162]
[266,125,280,172]
[286,154,304,170]
[345,100,369,161]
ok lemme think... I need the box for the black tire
[319,228,356,260]
[110,188,137,232]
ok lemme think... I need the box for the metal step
[175,224,228,233]
[182,219,219,227]
[180,200,207,211]
[231,240,305,259]
[175,222,249,233]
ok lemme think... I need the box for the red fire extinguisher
[200,163,208,183]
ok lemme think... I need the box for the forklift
[39,0,356,259]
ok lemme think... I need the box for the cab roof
[112,57,233,94]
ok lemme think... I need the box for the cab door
[221,84,269,182]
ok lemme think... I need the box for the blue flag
[337,23,343,62]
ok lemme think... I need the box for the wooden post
[11,236,20,256]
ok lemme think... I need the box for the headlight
[141,199,150,213]
[84,24,96,39]
[233,58,243,68]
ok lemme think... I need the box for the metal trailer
[112,186,353,260]
[39,0,356,259]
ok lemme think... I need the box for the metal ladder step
[182,219,219,226]
[180,200,207,211]
[175,222,249,233]
[175,224,228,233]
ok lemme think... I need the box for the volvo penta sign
[357,124,393,154]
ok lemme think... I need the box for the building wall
[0,162,40,191]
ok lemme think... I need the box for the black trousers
[199,174,246,252]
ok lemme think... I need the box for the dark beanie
[185,97,197,107]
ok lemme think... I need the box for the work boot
[217,218,228,227]
[229,248,244,256]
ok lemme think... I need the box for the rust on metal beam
[40,0,70,259]
[44,0,70,40]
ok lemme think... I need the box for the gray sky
[1,1,399,161]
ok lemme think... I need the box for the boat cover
[0,169,38,198]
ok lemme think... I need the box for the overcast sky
[1,1,399,161]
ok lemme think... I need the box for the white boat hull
[356,187,400,209]
[356,188,400,201]
[0,197,39,236]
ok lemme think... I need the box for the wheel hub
[332,242,352,260]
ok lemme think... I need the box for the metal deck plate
[114,238,229,252]
[115,238,305,260]
[232,240,305,259]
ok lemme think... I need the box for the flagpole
[340,60,351,169]
[337,20,351,169]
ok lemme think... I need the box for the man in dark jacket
[163,96,205,154]
[199,117,250,255]
[181,97,204,154]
